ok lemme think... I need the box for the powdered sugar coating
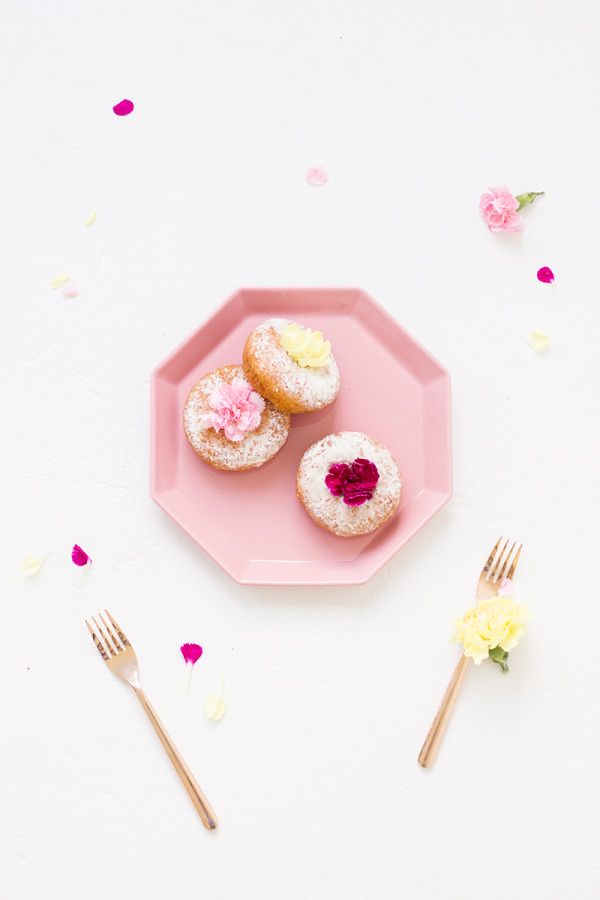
[296,432,402,536]
[242,318,340,413]
[184,365,290,470]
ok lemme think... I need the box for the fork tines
[484,537,522,583]
[85,610,130,660]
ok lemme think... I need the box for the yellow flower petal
[85,209,97,227]
[51,273,71,290]
[281,323,331,368]
[204,693,226,720]
[527,331,550,351]
[204,680,226,720]
[20,551,51,576]
[453,596,530,662]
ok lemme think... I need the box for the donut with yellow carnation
[242,318,340,414]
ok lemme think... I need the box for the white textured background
[2,1,599,898]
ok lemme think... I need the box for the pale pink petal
[224,423,245,442]
[502,211,522,232]
[113,99,134,116]
[306,165,329,186]
[61,281,79,298]
[498,576,513,597]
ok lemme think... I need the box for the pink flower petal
[203,378,264,442]
[113,99,134,116]
[498,576,513,596]
[180,643,203,665]
[61,281,79,298]
[537,266,554,284]
[306,165,329,186]
[72,544,91,566]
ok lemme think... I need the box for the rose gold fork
[85,610,218,830]
[417,538,522,769]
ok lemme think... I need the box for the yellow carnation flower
[280,323,331,367]
[452,596,530,666]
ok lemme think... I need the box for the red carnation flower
[325,458,379,506]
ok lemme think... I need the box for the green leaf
[489,646,510,673]
[515,191,545,212]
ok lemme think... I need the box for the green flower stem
[515,191,545,212]
[489,646,510,673]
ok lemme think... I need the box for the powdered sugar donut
[242,318,340,414]
[184,365,290,470]
[296,432,402,536]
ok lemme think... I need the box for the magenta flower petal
[325,458,379,504]
[537,266,554,284]
[71,544,91,566]
[113,99,134,116]
[180,643,203,665]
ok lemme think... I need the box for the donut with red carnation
[296,431,402,536]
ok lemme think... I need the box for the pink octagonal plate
[150,288,452,585]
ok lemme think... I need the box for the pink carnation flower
[479,185,522,233]
[201,378,265,442]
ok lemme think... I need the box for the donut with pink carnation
[183,365,290,470]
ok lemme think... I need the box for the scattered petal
[61,281,79,298]
[180,643,203,666]
[51,273,71,290]
[204,679,226,721]
[527,330,551,351]
[72,544,91,566]
[72,545,92,585]
[306,165,329,186]
[537,266,554,284]
[72,561,92,586]
[498,576,513,597]
[20,551,52,576]
[181,642,203,692]
[113,99,134,116]
[85,209,97,227]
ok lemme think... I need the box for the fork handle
[133,687,218,829]
[417,653,471,768]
